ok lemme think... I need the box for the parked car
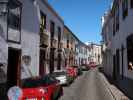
[66,67,76,84]
[89,62,96,68]
[77,67,83,76]
[81,65,89,71]
[66,67,77,78]
[71,65,83,76]
[22,74,63,100]
[52,71,68,85]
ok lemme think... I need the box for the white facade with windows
[76,41,90,66]
[0,0,41,84]
[86,42,102,65]
[38,0,64,74]
[0,0,65,85]
[102,0,133,80]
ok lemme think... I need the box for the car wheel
[51,91,60,100]
[51,94,55,100]
[60,87,63,96]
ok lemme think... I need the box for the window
[116,5,119,32]
[113,19,115,36]
[131,0,133,8]
[116,49,120,73]
[122,0,128,20]
[67,40,69,48]
[58,27,61,42]
[7,0,22,43]
[58,27,61,48]
[40,12,46,33]
[50,21,55,38]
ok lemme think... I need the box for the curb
[99,73,117,100]
[99,73,129,100]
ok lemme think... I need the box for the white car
[52,71,67,85]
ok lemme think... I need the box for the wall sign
[22,55,31,66]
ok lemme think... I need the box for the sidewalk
[99,72,129,100]
[106,75,133,100]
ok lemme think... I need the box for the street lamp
[0,0,9,16]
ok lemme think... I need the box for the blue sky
[48,0,112,44]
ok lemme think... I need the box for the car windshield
[52,71,66,77]
[42,75,56,84]
[22,75,57,88]
[22,78,43,88]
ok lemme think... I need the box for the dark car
[81,65,89,71]
[77,67,83,76]
[52,71,68,85]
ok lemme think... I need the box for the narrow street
[1,0,133,99]
[59,69,114,100]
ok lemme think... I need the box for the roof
[64,25,79,41]
[64,25,88,47]
[41,0,64,24]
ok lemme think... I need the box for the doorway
[121,45,124,79]
[113,55,116,80]
[7,48,21,89]
[116,49,120,78]
[50,48,55,73]
[39,49,46,76]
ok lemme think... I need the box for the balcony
[51,37,58,48]
[40,29,50,47]
[60,41,64,48]
[64,48,70,54]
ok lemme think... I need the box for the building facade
[63,26,77,67]
[101,0,133,80]
[0,0,41,96]
[38,0,64,74]
[86,42,102,65]
[0,0,65,95]
[76,42,90,66]
[0,0,91,98]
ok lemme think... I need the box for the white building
[0,0,40,92]
[101,0,133,80]
[76,41,90,66]
[38,0,64,74]
[86,42,102,65]
[0,0,64,93]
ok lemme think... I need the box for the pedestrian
[128,61,133,70]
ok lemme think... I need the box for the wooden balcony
[51,37,58,48]
[40,29,50,47]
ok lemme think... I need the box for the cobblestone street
[59,69,115,100]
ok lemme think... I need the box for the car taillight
[39,88,48,94]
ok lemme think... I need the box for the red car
[21,75,63,100]
[22,87,49,100]
[89,62,96,68]
[66,67,77,78]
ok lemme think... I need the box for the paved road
[59,69,115,100]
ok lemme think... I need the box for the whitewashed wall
[20,0,40,79]
[38,0,64,71]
